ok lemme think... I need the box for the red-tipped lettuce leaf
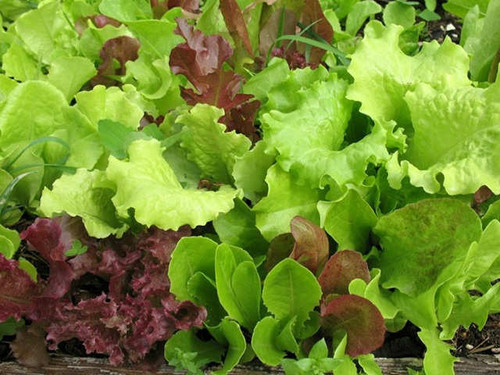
[321,295,385,357]
[92,36,141,86]
[289,216,329,275]
[170,20,260,140]
[299,0,334,64]
[220,0,253,56]
[318,250,371,296]
[266,233,295,272]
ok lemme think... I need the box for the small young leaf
[169,237,218,302]
[64,240,88,257]
[165,330,224,374]
[251,316,285,366]
[289,216,329,275]
[215,244,261,330]
[210,318,247,375]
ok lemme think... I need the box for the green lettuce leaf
[387,81,500,195]
[106,139,237,230]
[215,243,261,330]
[0,224,20,259]
[347,21,470,129]
[253,164,323,241]
[373,198,482,297]
[39,169,127,238]
[164,330,224,375]
[209,318,247,375]
[232,141,275,204]
[318,189,377,252]
[47,56,96,101]
[213,198,269,257]
[15,1,78,64]
[178,104,251,184]
[75,85,144,130]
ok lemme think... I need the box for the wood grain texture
[0,354,499,374]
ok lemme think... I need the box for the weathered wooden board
[0,355,500,375]
[1,354,500,374]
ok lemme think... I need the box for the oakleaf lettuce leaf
[106,139,238,230]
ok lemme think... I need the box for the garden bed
[0,0,499,374]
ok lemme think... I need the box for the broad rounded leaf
[318,250,371,296]
[321,295,385,357]
[262,258,322,323]
[374,199,482,296]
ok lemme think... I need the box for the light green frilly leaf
[39,169,127,238]
[253,164,323,241]
[178,104,251,184]
[106,139,237,230]
[347,21,470,129]
[387,81,500,195]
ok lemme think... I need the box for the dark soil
[454,314,500,357]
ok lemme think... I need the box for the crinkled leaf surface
[254,165,323,241]
[232,140,275,204]
[387,81,500,195]
[373,199,482,296]
[39,169,127,238]
[106,139,237,230]
[75,85,144,130]
[178,104,251,184]
[347,21,470,128]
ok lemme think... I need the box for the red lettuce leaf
[92,36,141,87]
[318,250,371,296]
[0,255,40,321]
[289,216,329,275]
[8,218,204,365]
[299,0,334,64]
[321,295,385,357]
[220,0,253,56]
[265,233,295,272]
[170,20,260,141]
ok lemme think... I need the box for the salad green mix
[0,0,499,374]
